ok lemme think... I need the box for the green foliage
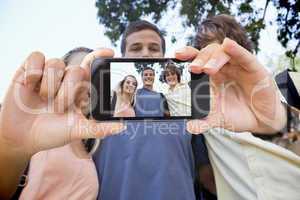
[134,61,185,79]
[134,62,156,74]
[272,0,300,55]
[267,53,300,74]
[95,0,174,44]
[95,0,300,70]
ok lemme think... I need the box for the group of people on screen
[111,63,191,118]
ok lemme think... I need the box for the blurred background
[0,0,299,101]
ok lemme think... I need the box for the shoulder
[136,88,143,94]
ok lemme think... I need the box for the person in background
[162,62,191,116]
[111,75,138,117]
[193,14,299,200]
[93,20,210,200]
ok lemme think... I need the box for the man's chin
[144,84,153,87]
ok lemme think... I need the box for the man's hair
[121,20,166,56]
[142,67,155,77]
[162,63,181,83]
[62,47,93,65]
[194,14,254,52]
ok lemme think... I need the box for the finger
[30,114,126,152]
[186,119,211,134]
[80,48,115,76]
[55,66,87,112]
[71,118,127,139]
[201,48,230,75]
[188,43,229,75]
[39,58,66,101]
[186,113,225,134]
[188,44,216,74]
[175,46,199,61]
[222,38,261,73]
[24,51,45,90]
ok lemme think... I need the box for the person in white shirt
[162,63,191,116]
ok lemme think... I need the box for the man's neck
[143,85,153,91]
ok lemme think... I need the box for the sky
[0,0,288,101]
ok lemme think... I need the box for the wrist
[0,135,30,199]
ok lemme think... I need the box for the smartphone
[90,58,210,121]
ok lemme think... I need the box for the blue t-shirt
[93,88,209,200]
[134,88,165,117]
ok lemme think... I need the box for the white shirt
[165,83,191,116]
[204,128,300,200]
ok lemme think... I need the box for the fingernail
[175,48,186,54]
[188,65,202,74]
[203,59,218,69]
[191,58,204,67]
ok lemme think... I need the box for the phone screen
[91,58,209,121]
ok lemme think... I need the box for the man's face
[165,70,179,88]
[124,29,164,58]
[142,69,155,87]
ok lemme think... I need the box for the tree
[134,61,185,82]
[266,53,300,74]
[95,0,300,70]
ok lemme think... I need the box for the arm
[0,106,30,199]
[0,138,30,199]
[176,38,287,134]
[0,49,125,199]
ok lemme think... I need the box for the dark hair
[142,67,155,77]
[194,14,254,52]
[162,63,181,83]
[62,47,93,65]
[120,20,166,56]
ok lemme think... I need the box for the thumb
[80,48,115,77]
[71,117,126,140]
[29,114,126,154]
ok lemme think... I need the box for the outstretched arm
[175,38,287,134]
[0,49,125,199]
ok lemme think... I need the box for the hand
[175,38,286,134]
[0,48,124,158]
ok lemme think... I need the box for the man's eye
[150,47,159,52]
[149,46,160,52]
[130,46,141,51]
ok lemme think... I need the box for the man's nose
[141,48,151,57]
